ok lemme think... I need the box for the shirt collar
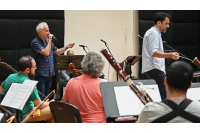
[18,72,29,79]
[36,36,48,44]
[153,26,161,35]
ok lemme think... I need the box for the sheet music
[1,83,21,108]
[114,84,161,116]
[136,85,161,108]
[23,80,38,88]
[187,87,200,101]
[1,80,38,111]
[21,80,38,109]
[114,86,142,116]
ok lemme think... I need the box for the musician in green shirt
[0,56,53,123]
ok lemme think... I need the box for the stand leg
[129,63,131,79]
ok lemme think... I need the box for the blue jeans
[145,69,166,100]
[34,76,52,100]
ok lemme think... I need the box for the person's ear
[164,77,168,85]
[25,68,30,74]
[157,21,162,25]
[189,81,192,88]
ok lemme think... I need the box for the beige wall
[64,10,139,81]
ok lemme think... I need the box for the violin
[68,63,83,76]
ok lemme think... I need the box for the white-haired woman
[62,51,106,123]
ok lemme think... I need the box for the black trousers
[145,69,166,100]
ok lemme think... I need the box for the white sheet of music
[114,84,161,116]
[1,80,38,111]
[187,87,200,101]
[1,83,34,110]
[23,80,38,88]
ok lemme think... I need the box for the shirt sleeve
[60,70,70,81]
[1,80,5,89]
[137,106,150,123]
[31,40,45,54]
[52,43,58,52]
[137,102,160,123]
[147,32,160,56]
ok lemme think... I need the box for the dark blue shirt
[31,36,57,77]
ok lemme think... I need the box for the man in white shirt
[142,12,179,100]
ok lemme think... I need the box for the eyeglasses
[27,55,36,69]
[27,55,33,60]
[31,66,37,69]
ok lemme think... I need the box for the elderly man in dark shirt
[31,22,75,100]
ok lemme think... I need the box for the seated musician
[137,61,200,123]
[62,51,106,123]
[60,50,76,84]
[0,56,53,123]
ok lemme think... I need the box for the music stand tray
[120,55,142,67]
[119,55,142,80]
[57,55,84,70]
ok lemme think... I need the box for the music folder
[0,80,38,111]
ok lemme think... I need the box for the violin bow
[21,90,55,123]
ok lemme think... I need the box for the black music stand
[57,55,84,70]
[118,55,142,81]
[55,55,84,101]
[100,79,156,123]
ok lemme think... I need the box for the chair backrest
[49,101,82,123]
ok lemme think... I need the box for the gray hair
[36,22,48,33]
[81,52,105,78]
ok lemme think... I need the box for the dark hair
[18,55,34,72]
[166,61,193,91]
[154,12,171,25]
